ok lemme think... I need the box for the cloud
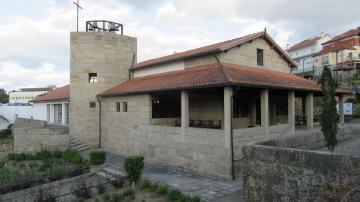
[0,61,69,91]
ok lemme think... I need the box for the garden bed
[0,150,90,194]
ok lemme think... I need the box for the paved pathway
[316,123,360,158]
[104,152,243,202]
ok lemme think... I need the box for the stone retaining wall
[13,118,69,152]
[242,128,360,201]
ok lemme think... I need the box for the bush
[35,150,53,160]
[102,193,111,201]
[96,183,106,194]
[63,149,83,164]
[110,177,125,188]
[52,151,63,159]
[7,153,37,161]
[111,193,123,202]
[122,189,135,200]
[73,178,92,199]
[0,128,11,139]
[33,188,56,202]
[124,155,144,184]
[155,184,168,196]
[168,188,182,201]
[139,179,151,190]
[89,150,106,165]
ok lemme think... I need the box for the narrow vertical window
[46,104,50,122]
[89,73,98,83]
[116,102,121,112]
[54,104,62,124]
[122,102,127,112]
[257,48,264,66]
[90,102,96,108]
[65,103,69,125]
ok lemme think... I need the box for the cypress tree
[318,66,338,151]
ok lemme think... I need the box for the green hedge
[124,155,144,184]
[7,149,83,164]
[89,150,106,165]
[63,149,83,164]
[0,129,11,139]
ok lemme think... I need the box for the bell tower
[69,20,137,146]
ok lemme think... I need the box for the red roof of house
[99,63,347,97]
[323,27,360,45]
[315,41,357,56]
[33,85,69,102]
[133,32,297,70]
[287,36,322,52]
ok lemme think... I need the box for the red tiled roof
[99,63,347,97]
[287,36,321,52]
[33,85,70,102]
[323,27,360,45]
[315,41,357,56]
[133,32,296,70]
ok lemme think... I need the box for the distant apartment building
[314,27,360,81]
[9,86,56,103]
[287,33,332,77]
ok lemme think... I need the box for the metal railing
[86,20,123,34]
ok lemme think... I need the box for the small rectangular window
[90,102,96,108]
[257,48,264,66]
[89,73,98,83]
[122,102,127,112]
[116,102,121,112]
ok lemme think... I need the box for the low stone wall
[242,128,359,201]
[13,118,69,152]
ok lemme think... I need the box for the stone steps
[69,137,91,152]
[96,167,124,183]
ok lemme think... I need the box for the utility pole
[73,0,83,32]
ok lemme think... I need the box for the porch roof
[33,85,70,102]
[99,63,348,97]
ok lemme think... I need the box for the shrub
[0,129,11,139]
[111,193,123,202]
[35,150,53,160]
[96,183,106,194]
[33,188,56,202]
[89,150,106,165]
[168,188,182,201]
[139,179,151,190]
[110,177,125,188]
[52,151,63,159]
[63,149,83,164]
[102,193,111,201]
[122,189,135,200]
[73,178,92,199]
[124,155,144,184]
[155,184,168,196]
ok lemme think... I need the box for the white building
[287,33,332,76]
[32,85,69,125]
[9,86,56,103]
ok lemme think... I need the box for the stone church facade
[67,30,347,179]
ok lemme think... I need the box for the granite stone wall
[13,118,69,152]
[242,129,359,201]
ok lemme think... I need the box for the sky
[0,0,359,92]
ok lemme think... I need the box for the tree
[318,66,338,151]
[0,88,9,103]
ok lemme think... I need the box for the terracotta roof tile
[287,36,321,52]
[33,85,69,102]
[133,32,296,69]
[99,63,348,97]
[323,27,360,45]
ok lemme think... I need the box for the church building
[69,21,347,179]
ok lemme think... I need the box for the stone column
[181,91,189,128]
[249,100,257,126]
[61,103,66,125]
[288,91,295,134]
[260,89,269,136]
[223,87,233,179]
[306,93,314,129]
[339,94,345,124]
[224,87,233,148]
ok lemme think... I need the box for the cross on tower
[73,0,83,32]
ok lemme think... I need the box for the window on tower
[89,73,98,83]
